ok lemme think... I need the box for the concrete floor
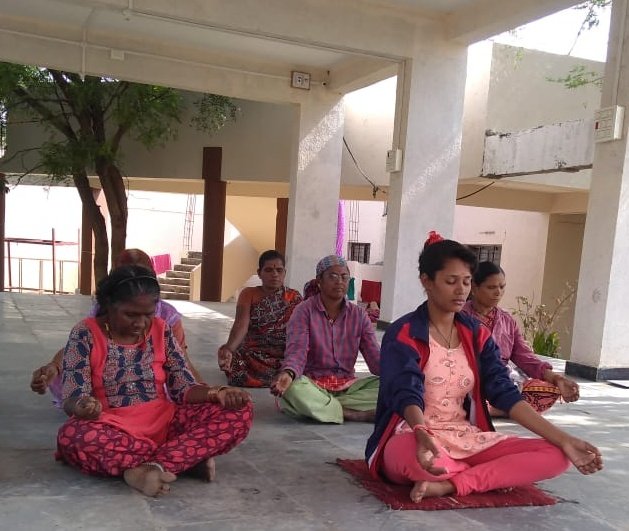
[0,292,627,531]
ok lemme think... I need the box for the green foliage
[544,0,611,90]
[0,62,239,278]
[511,283,576,358]
[574,0,612,32]
[0,62,238,178]
[532,330,560,357]
[191,94,239,134]
[546,65,604,89]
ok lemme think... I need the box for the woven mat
[337,459,557,511]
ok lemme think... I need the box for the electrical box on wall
[291,71,311,90]
[594,105,625,143]
[386,149,402,172]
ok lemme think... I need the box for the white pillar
[567,0,629,380]
[285,94,344,293]
[380,41,468,323]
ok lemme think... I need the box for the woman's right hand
[415,430,447,476]
[30,363,59,394]
[561,436,603,475]
[270,371,293,397]
[73,396,102,420]
[217,345,232,371]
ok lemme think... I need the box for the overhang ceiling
[0,0,581,100]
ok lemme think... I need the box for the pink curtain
[150,254,172,275]
[336,201,345,257]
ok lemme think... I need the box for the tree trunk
[73,170,109,283]
[96,161,128,265]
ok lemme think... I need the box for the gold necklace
[429,319,454,349]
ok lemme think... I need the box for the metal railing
[4,257,80,294]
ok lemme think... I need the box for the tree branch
[103,81,129,116]
[49,70,94,138]
[110,122,132,155]
[12,163,45,185]
[12,86,77,141]
[0,147,41,167]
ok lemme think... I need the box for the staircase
[158,251,202,300]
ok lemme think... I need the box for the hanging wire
[343,136,385,198]
[456,181,496,201]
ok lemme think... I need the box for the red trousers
[382,433,570,496]
[57,402,252,476]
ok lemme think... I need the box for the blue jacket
[365,302,523,477]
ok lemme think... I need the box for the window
[348,242,370,264]
[467,244,502,265]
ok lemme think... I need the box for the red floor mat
[337,459,558,510]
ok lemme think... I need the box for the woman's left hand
[217,387,251,410]
[561,436,603,475]
[556,376,580,402]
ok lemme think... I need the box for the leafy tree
[0,63,237,282]
[547,0,611,89]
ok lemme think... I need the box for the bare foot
[342,408,375,422]
[187,457,216,482]
[410,480,455,503]
[123,464,177,497]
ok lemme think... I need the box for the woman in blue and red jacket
[365,233,602,503]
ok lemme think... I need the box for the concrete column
[275,197,288,256]
[567,0,629,381]
[200,147,226,302]
[285,95,344,292]
[379,41,468,323]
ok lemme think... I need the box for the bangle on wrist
[284,368,296,381]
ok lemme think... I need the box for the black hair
[258,249,285,270]
[95,265,160,314]
[473,261,505,285]
[418,239,477,280]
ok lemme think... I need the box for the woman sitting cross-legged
[365,232,602,503]
[462,261,579,415]
[31,248,204,408]
[56,265,253,497]
[218,250,302,387]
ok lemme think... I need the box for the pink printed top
[397,337,508,458]
[461,301,552,380]
[62,319,197,407]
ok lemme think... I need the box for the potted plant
[511,283,576,358]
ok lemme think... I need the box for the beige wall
[1,95,297,183]
[453,205,549,312]
[225,196,277,254]
[541,213,585,359]
[221,231,260,302]
[221,195,278,301]
[487,44,603,132]
[341,77,396,188]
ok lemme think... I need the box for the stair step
[174,264,196,272]
[187,251,202,259]
[181,257,202,266]
[158,276,190,287]
[159,283,190,294]
[166,270,191,279]
[161,291,190,300]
